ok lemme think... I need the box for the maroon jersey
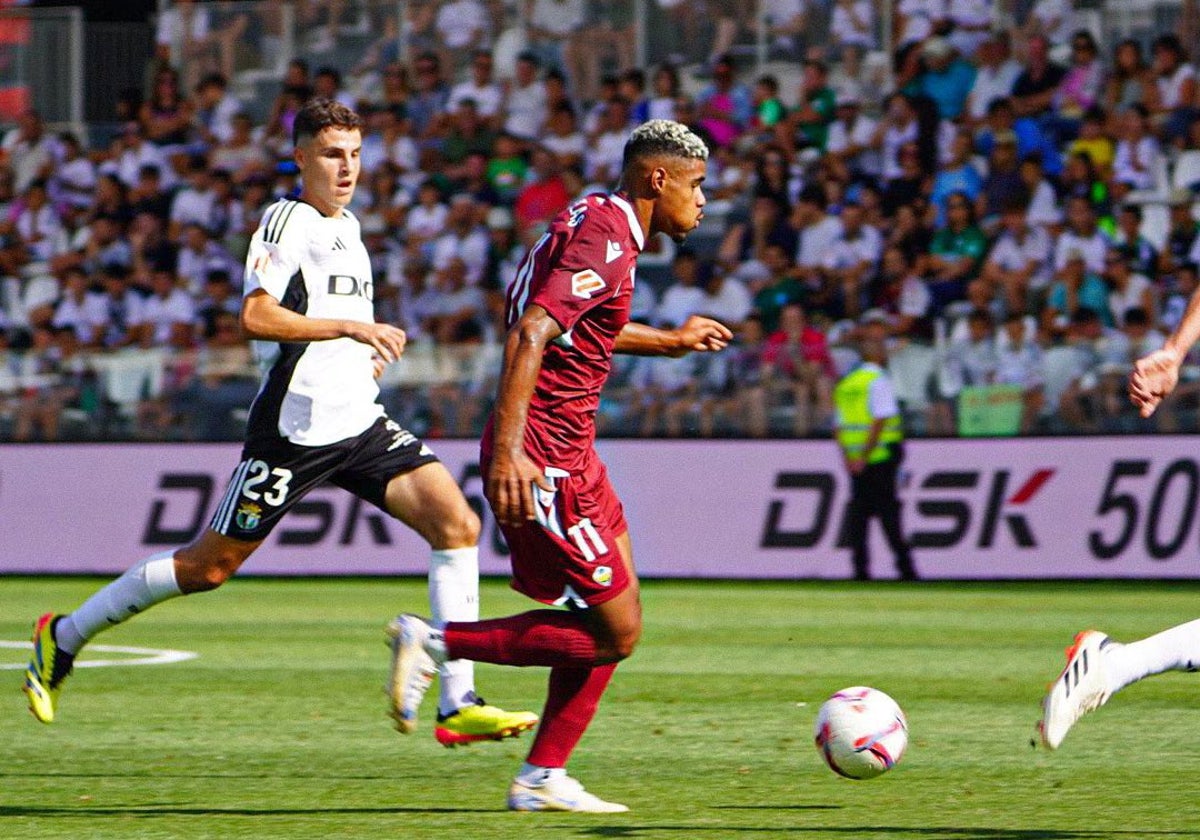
[495,192,644,472]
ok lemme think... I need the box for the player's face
[655,157,707,244]
[296,126,362,217]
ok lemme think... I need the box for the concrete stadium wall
[3,438,1199,579]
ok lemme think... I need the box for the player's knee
[430,506,481,549]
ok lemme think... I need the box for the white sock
[516,762,566,786]
[56,551,182,656]
[429,547,478,716]
[1104,618,1200,696]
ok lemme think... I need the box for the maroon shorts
[483,452,631,609]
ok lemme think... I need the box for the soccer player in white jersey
[23,98,536,747]
[1037,276,1200,749]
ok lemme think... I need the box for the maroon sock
[443,610,598,667]
[526,663,618,768]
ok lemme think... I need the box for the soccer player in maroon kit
[388,120,731,812]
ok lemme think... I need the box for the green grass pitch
[3,577,1200,839]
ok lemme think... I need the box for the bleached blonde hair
[622,119,709,171]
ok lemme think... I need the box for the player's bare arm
[241,288,408,362]
[487,304,559,527]
[1130,281,1200,417]
[613,315,732,357]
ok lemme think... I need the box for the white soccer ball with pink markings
[813,686,908,780]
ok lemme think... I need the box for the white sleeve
[243,204,307,301]
[868,373,900,418]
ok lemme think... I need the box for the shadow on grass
[0,805,494,817]
[581,828,1200,839]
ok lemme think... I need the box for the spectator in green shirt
[751,242,808,332]
[927,191,988,312]
[789,59,836,151]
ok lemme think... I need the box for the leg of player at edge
[1037,619,1200,749]
[390,532,641,813]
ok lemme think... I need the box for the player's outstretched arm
[241,289,408,362]
[614,315,732,357]
[1130,283,1200,417]
[488,305,559,527]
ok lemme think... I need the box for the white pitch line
[0,640,197,669]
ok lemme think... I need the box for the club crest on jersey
[235,502,262,531]
[592,565,613,586]
[571,269,605,299]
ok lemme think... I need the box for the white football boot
[507,775,629,813]
[1038,630,1116,749]
[385,614,438,734]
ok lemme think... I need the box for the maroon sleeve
[528,210,624,333]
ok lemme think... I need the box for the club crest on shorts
[592,565,613,586]
[235,501,262,531]
[570,269,605,299]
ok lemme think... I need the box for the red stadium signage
[2,438,1200,578]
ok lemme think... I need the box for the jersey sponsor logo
[605,240,623,264]
[328,274,373,300]
[570,269,605,299]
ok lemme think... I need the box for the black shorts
[209,415,439,542]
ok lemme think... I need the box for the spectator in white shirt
[947,0,992,58]
[830,0,875,52]
[434,0,489,68]
[826,90,880,178]
[50,267,108,347]
[980,202,1052,314]
[431,194,490,285]
[542,103,588,170]
[700,264,753,328]
[791,185,843,288]
[1112,104,1162,199]
[405,181,450,243]
[585,98,632,186]
[896,0,947,47]
[1026,0,1077,46]
[15,180,64,264]
[503,52,549,141]
[177,223,239,296]
[51,133,97,211]
[821,201,882,319]
[136,267,196,348]
[656,249,708,328]
[194,73,242,146]
[1,109,56,193]
[447,49,505,126]
[1103,248,1156,327]
[1054,195,1110,275]
[169,157,217,242]
[965,32,1023,125]
[104,122,176,191]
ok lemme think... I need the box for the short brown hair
[293,97,362,146]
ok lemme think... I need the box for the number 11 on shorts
[567,517,609,562]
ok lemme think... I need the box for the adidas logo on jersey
[332,237,347,250]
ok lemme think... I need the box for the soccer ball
[813,686,908,780]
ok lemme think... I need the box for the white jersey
[243,198,383,446]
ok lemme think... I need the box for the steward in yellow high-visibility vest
[833,338,917,581]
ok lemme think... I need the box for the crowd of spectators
[4,0,1200,441]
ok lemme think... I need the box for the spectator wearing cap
[916,37,976,121]
[503,52,548,141]
[825,89,880,179]
[447,49,504,127]
[431,194,489,285]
